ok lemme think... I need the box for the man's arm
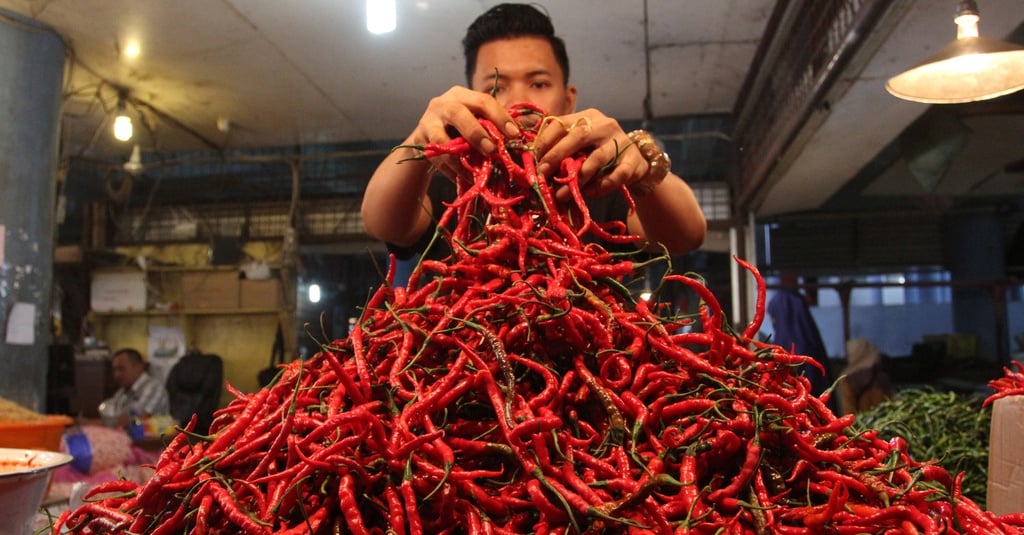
[361,141,436,247]
[535,111,707,255]
[101,390,130,427]
[627,172,707,254]
[362,86,518,247]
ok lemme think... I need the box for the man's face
[111,353,143,388]
[471,36,577,117]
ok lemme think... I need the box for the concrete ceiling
[1,0,1022,219]
[755,0,1024,217]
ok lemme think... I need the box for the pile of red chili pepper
[984,361,1024,407]
[53,104,1024,534]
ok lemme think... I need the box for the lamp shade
[886,36,1024,104]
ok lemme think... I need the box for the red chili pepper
[147,504,187,535]
[193,493,213,535]
[57,102,1024,535]
[336,473,370,535]
[706,439,762,503]
[205,388,271,456]
[400,475,424,535]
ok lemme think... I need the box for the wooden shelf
[88,264,294,405]
[90,308,283,317]
[144,264,282,273]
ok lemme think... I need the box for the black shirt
[386,175,632,260]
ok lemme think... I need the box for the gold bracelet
[626,130,671,196]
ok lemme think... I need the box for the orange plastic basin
[0,415,75,452]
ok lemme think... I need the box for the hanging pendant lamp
[886,1,1024,104]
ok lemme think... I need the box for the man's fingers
[537,120,591,174]
[580,143,646,196]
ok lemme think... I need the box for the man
[766,290,836,406]
[361,3,706,278]
[100,348,170,428]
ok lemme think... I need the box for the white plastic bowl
[0,448,73,535]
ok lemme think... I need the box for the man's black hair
[462,3,570,86]
[115,348,144,363]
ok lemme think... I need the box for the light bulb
[308,283,321,304]
[113,114,133,141]
[366,0,396,34]
[954,11,980,39]
[123,40,141,59]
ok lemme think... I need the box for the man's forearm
[362,143,435,246]
[631,173,707,254]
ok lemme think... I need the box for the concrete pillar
[946,212,1005,363]
[0,11,65,411]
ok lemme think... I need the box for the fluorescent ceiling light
[366,0,396,35]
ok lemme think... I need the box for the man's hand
[411,86,521,180]
[530,108,648,202]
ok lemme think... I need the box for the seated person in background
[837,338,895,415]
[99,348,170,428]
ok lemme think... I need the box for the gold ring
[537,116,568,137]
[568,117,592,135]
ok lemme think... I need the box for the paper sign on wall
[5,302,36,345]
[148,325,187,385]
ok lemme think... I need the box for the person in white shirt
[100,348,170,428]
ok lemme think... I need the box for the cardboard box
[181,271,240,310]
[987,395,1024,515]
[90,271,147,312]
[923,333,977,361]
[240,278,283,309]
